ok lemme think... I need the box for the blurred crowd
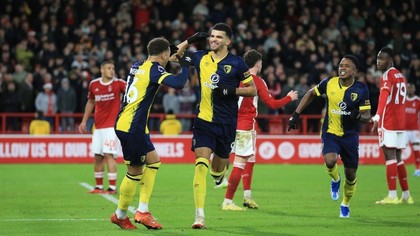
[0,0,419,132]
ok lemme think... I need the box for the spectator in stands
[35,82,57,129]
[29,110,51,135]
[0,0,420,134]
[12,64,27,84]
[163,87,180,114]
[148,88,165,131]
[280,75,297,114]
[57,78,77,132]
[15,40,34,71]
[178,81,196,131]
[19,72,35,113]
[160,110,182,135]
[2,81,21,131]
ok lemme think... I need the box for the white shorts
[378,128,406,149]
[92,127,119,157]
[232,130,256,162]
[405,130,420,144]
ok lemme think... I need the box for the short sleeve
[314,77,329,96]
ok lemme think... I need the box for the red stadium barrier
[0,134,415,164]
[1,112,376,136]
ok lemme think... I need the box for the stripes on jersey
[193,50,253,124]
[116,61,170,134]
[315,76,371,137]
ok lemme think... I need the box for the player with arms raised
[175,23,257,229]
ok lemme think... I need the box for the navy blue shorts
[115,130,155,166]
[321,132,359,169]
[191,118,236,159]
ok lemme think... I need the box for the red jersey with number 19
[378,67,407,131]
[88,78,126,129]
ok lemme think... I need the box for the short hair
[244,49,262,68]
[101,60,114,67]
[147,37,170,56]
[343,55,359,70]
[212,23,233,39]
[380,46,394,58]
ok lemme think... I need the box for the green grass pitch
[0,163,419,235]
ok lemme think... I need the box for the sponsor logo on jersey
[331,101,351,115]
[95,93,115,102]
[204,73,220,89]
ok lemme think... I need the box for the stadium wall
[0,134,415,164]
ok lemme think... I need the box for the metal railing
[0,112,374,135]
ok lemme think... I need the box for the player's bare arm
[79,99,95,133]
[295,88,317,114]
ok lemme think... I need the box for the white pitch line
[79,182,136,214]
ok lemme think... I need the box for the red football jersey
[378,67,407,130]
[237,74,291,131]
[404,95,420,130]
[88,78,126,129]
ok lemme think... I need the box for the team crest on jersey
[158,65,166,74]
[351,93,358,101]
[140,155,146,163]
[108,86,112,92]
[224,65,232,74]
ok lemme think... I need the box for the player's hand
[287,111,300,132]
[79,122,87,134]
[350,107,360,120]
[176,51,193,67]
[287,90,298,101]
[169,43,178,56]
[370,114,379,132]
[187,32,209,44]
[214,85,236,98]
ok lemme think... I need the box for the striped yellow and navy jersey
[192,50,253,125]
[315,76,371,136]
[115,60,188,134]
